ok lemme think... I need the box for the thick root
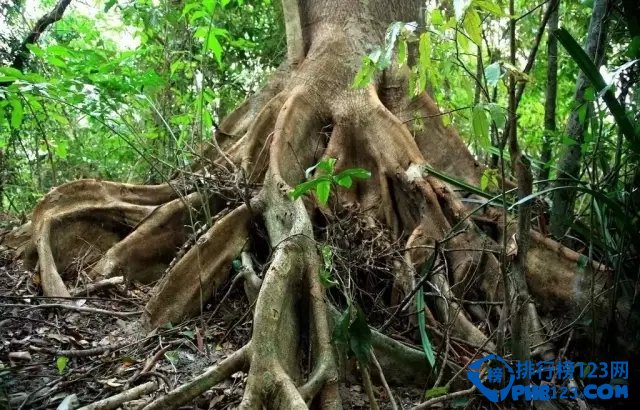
[144,204,253,327]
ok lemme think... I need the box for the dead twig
[0,303,141,318]
[71,276,124,297]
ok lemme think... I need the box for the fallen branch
[76,381,158,410]
[410,386,477,410]
[71,276,124,297]
[0,303,141,318]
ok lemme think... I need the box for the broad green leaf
[463,9,482,46]
[289,179,321,200]
[473,0,505,16]
[47,45,72,58]
[317,157,336,174]
[397,38,408,67]
[472,105,490,149]
[9,99,23,129]
[315,180,331,205]
[164,351,180,365]
[418,33,431,93]
[54,141,68,159]
[47,55,67,68]
[203,0,216,14]
[335,168,371,180]
[480,173,489,191]
[56,356,69,374]
[352,57,375,88]
[207,32,223,66]
[334,174,352,188]
[430,9,443,26]
[484,62,502,87]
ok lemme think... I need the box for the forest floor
[0,226,425,410]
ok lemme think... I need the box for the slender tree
[549,0,610,239]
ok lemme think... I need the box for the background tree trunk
[549,0,609,239]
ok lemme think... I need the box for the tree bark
[538,0,559,189]
[549,0,609,239]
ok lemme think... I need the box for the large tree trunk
[3,0,610,408]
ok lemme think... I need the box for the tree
[4,0,612,408]
[549,0,609,239]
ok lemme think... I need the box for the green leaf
[318,269,337,288]
[397,38,408,67]
[315,180,331,205]
[463,9,482,46]
[352,57,376,88]
[430,9,443,26]
[472,105,490,149]
[416,253,437,367]
[349,306,372,365]
[179,330,196,340]
[54,141,68,159]
[317,157,337,174]
[56,356,69,375]
[474,0,505,16]
[104,0,117,12]
[418,33,431,93]
[487,103,506,129]
[289,179,321,200]
[9,99,23,129]
[480,173,489,191]
[164,351,180,365]
[334,174,352,188]
[332,308,351,347]
[46,55,67,68]
[336,168,371,180]
[426,386,449,399]
[484,62,502,87]
[206,32,223,67]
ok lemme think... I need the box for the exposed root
[5,15,612,408]
[78,381,159,410]
[89,192,202,283]
[144,203,254,327]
